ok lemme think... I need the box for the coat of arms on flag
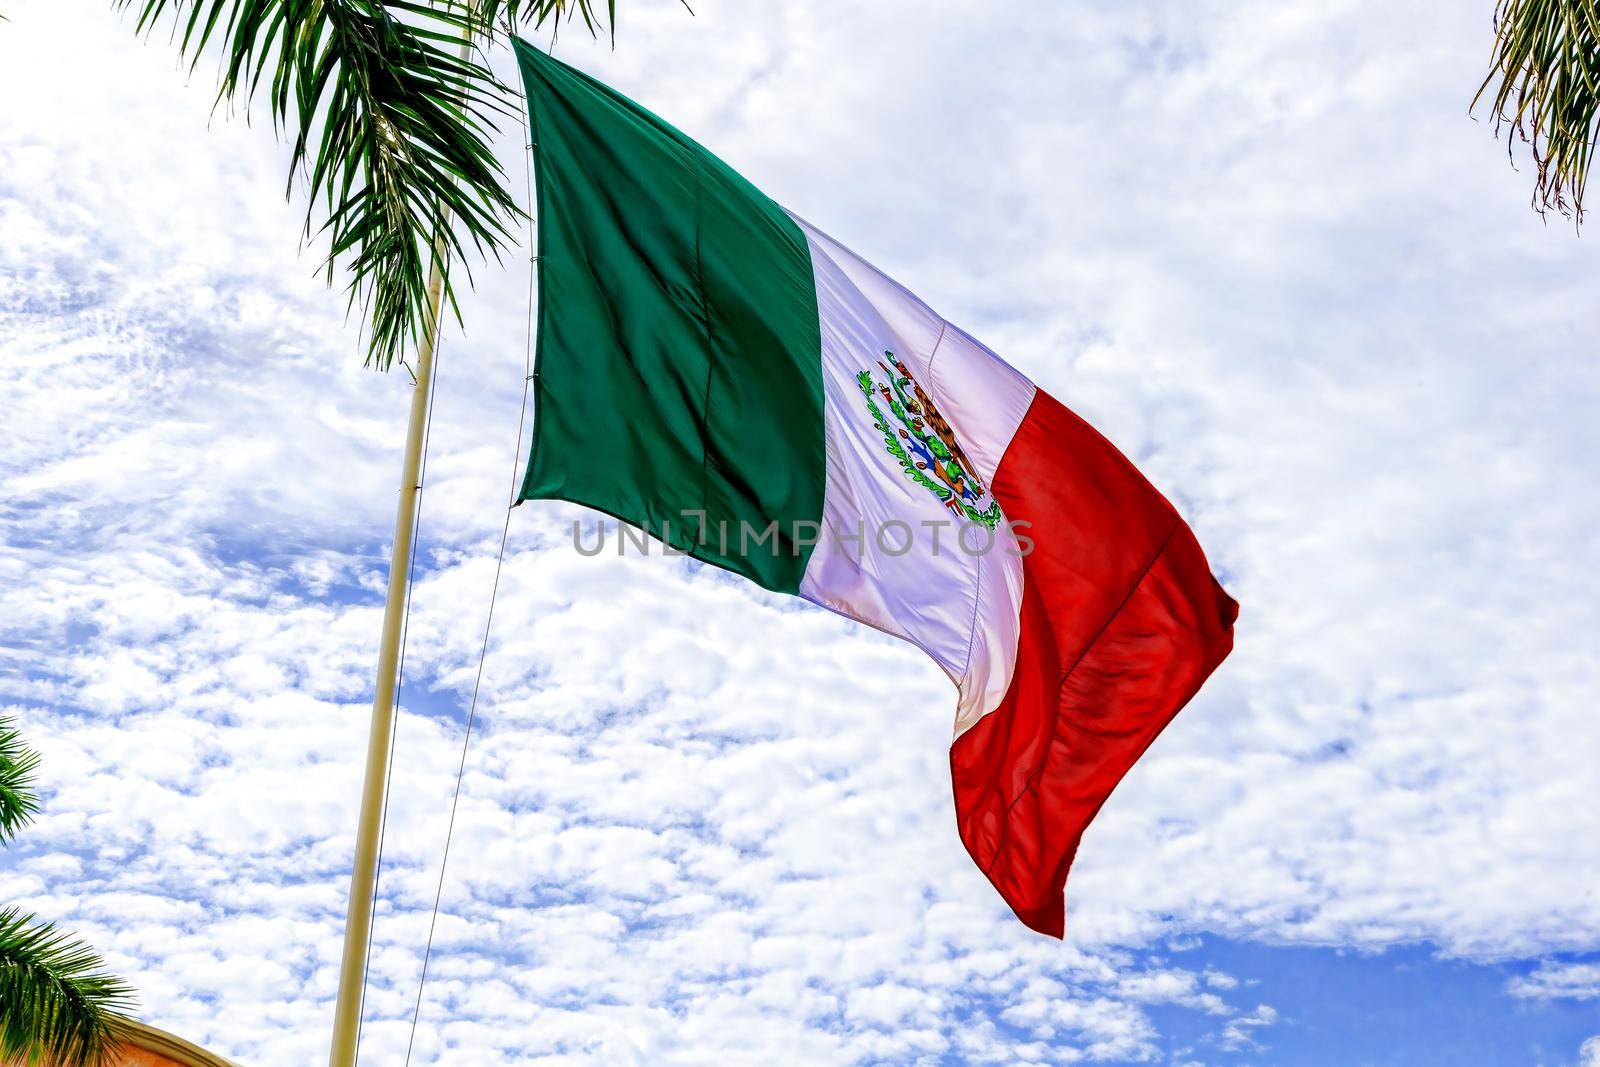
[858,351,1003,528]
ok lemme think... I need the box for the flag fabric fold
[515,38,1237,936]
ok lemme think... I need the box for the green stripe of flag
[515,40,825,594]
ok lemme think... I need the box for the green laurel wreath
[856,369,1002,529]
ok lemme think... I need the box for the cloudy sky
[3,0,1599,1063]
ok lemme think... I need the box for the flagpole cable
[401,72,540,1067]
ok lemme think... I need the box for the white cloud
[1508,963,1600,1002]
[3,0,1599,1063]
[1219,1004,1278,1052]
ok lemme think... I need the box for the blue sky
[2,0,1599,1063]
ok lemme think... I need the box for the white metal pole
[327,28,476,1065]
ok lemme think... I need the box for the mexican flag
[515,40,1238,936]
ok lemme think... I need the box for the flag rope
[398,84,540,1067]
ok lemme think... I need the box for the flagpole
[326,29,475,1067]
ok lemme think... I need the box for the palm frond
[477,0,617,40]
[0,717,41,845]
[1475,0,1600,221]
[117,0,522,370]
[477,0,694,42]
[0,908,136,1067]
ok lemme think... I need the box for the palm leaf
[0,717,41,846]
[477,1,617,40]
[476,0,694,41]
[118,0,520,371]
[0,908,136,1067]
[1476,0,1600,221]
[116,0,677,371]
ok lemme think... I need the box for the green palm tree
[1477,0,1600,221]
[116,0,640,373]
[0,718,136,1067]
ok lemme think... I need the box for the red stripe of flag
[950,388,1238,937]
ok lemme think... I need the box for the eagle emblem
[857,352,1002,528]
